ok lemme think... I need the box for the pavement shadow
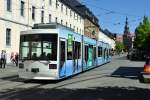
[0,86,150,100]
[130,58,145,62]
[111,66,143,79]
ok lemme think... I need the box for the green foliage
[134,16,150,50]
[115,41,124,52]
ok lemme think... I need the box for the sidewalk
[0,63,18,78]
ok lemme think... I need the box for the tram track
[0,80,49,99]
[0,75,23,85]
[0,72,107,99]
[0,75,43,98]
[0,65,111,99]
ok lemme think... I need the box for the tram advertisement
[67,34,73,52]
[88,48,93,66]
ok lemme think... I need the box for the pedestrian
[10,52,15,64]
[14,53,19,66]
[0,50,7,68]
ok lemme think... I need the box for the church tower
[123,17,132,51]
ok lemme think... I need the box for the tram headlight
[19,63,24,69]
[49,64,57,69]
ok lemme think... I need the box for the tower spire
[123,16,132,52]
[124,16,130,34]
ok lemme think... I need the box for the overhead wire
[80,0,145,30]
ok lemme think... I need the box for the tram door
[84,45,88,69]
[73,42,81,73]
[59,38,66,77]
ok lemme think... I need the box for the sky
[80,0,150,34]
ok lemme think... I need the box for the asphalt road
[0,54,150,100]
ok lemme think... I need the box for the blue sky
[81,0,150,34]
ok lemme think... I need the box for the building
[61,0,100,40]
[123,17,132,51]
[0,0,84,62]
[99,30,115,50]
[102,29,115,40]
[76,5,99,40]
[116,34,123,43]
[130,32,135,48]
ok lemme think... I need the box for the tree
[134,16,150,52]
[115,41,124,53]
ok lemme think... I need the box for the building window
[20,1,25,16]
[55,17,58,23]
[66,7,68,15]
[7,0,11,11]
[6,28,11,46]
[32,6,35,20]
[70,24,72,29]
[61,20,63,25]
[61,4,63,12]
[49,14,51,23]
[66,22,68,27]
[73,26,75,31]
[56,0,58,8]
[49,0,52,5]
[74,12,76,19]
[80,29,81,34]
[80,17,82,23]
[70,10,72,17]
[41,11,44,23]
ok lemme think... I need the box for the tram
[18,23,112,80]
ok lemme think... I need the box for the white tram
[18,23,112,80]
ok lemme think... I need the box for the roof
[59,0,99,27]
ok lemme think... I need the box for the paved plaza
[0,54,150,100]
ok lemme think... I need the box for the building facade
[99,31,115,50]
[116,34,123,43]
[0,0,84,62]
[60,0,100,40]
[76,5,99,40]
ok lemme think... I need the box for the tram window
[31,42,42,59]
[104,48,107,59]
[43,41,52,60]
[98,47,102,57]
[60,41,66,68]
[106,49,107,58]
[78,42,81,59]
[109,49,112,56]
[107,49,109,58]
[20,42,30,59]
[103,48,106,59]
[73,41,81,59]
[84,45,88,61]
[67,52,72,60]
[67,40,73,60]
[93,47,96,59]
[20,34,58,61]
[98,47,100,57]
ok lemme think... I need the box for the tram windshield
[20,34,57,61]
